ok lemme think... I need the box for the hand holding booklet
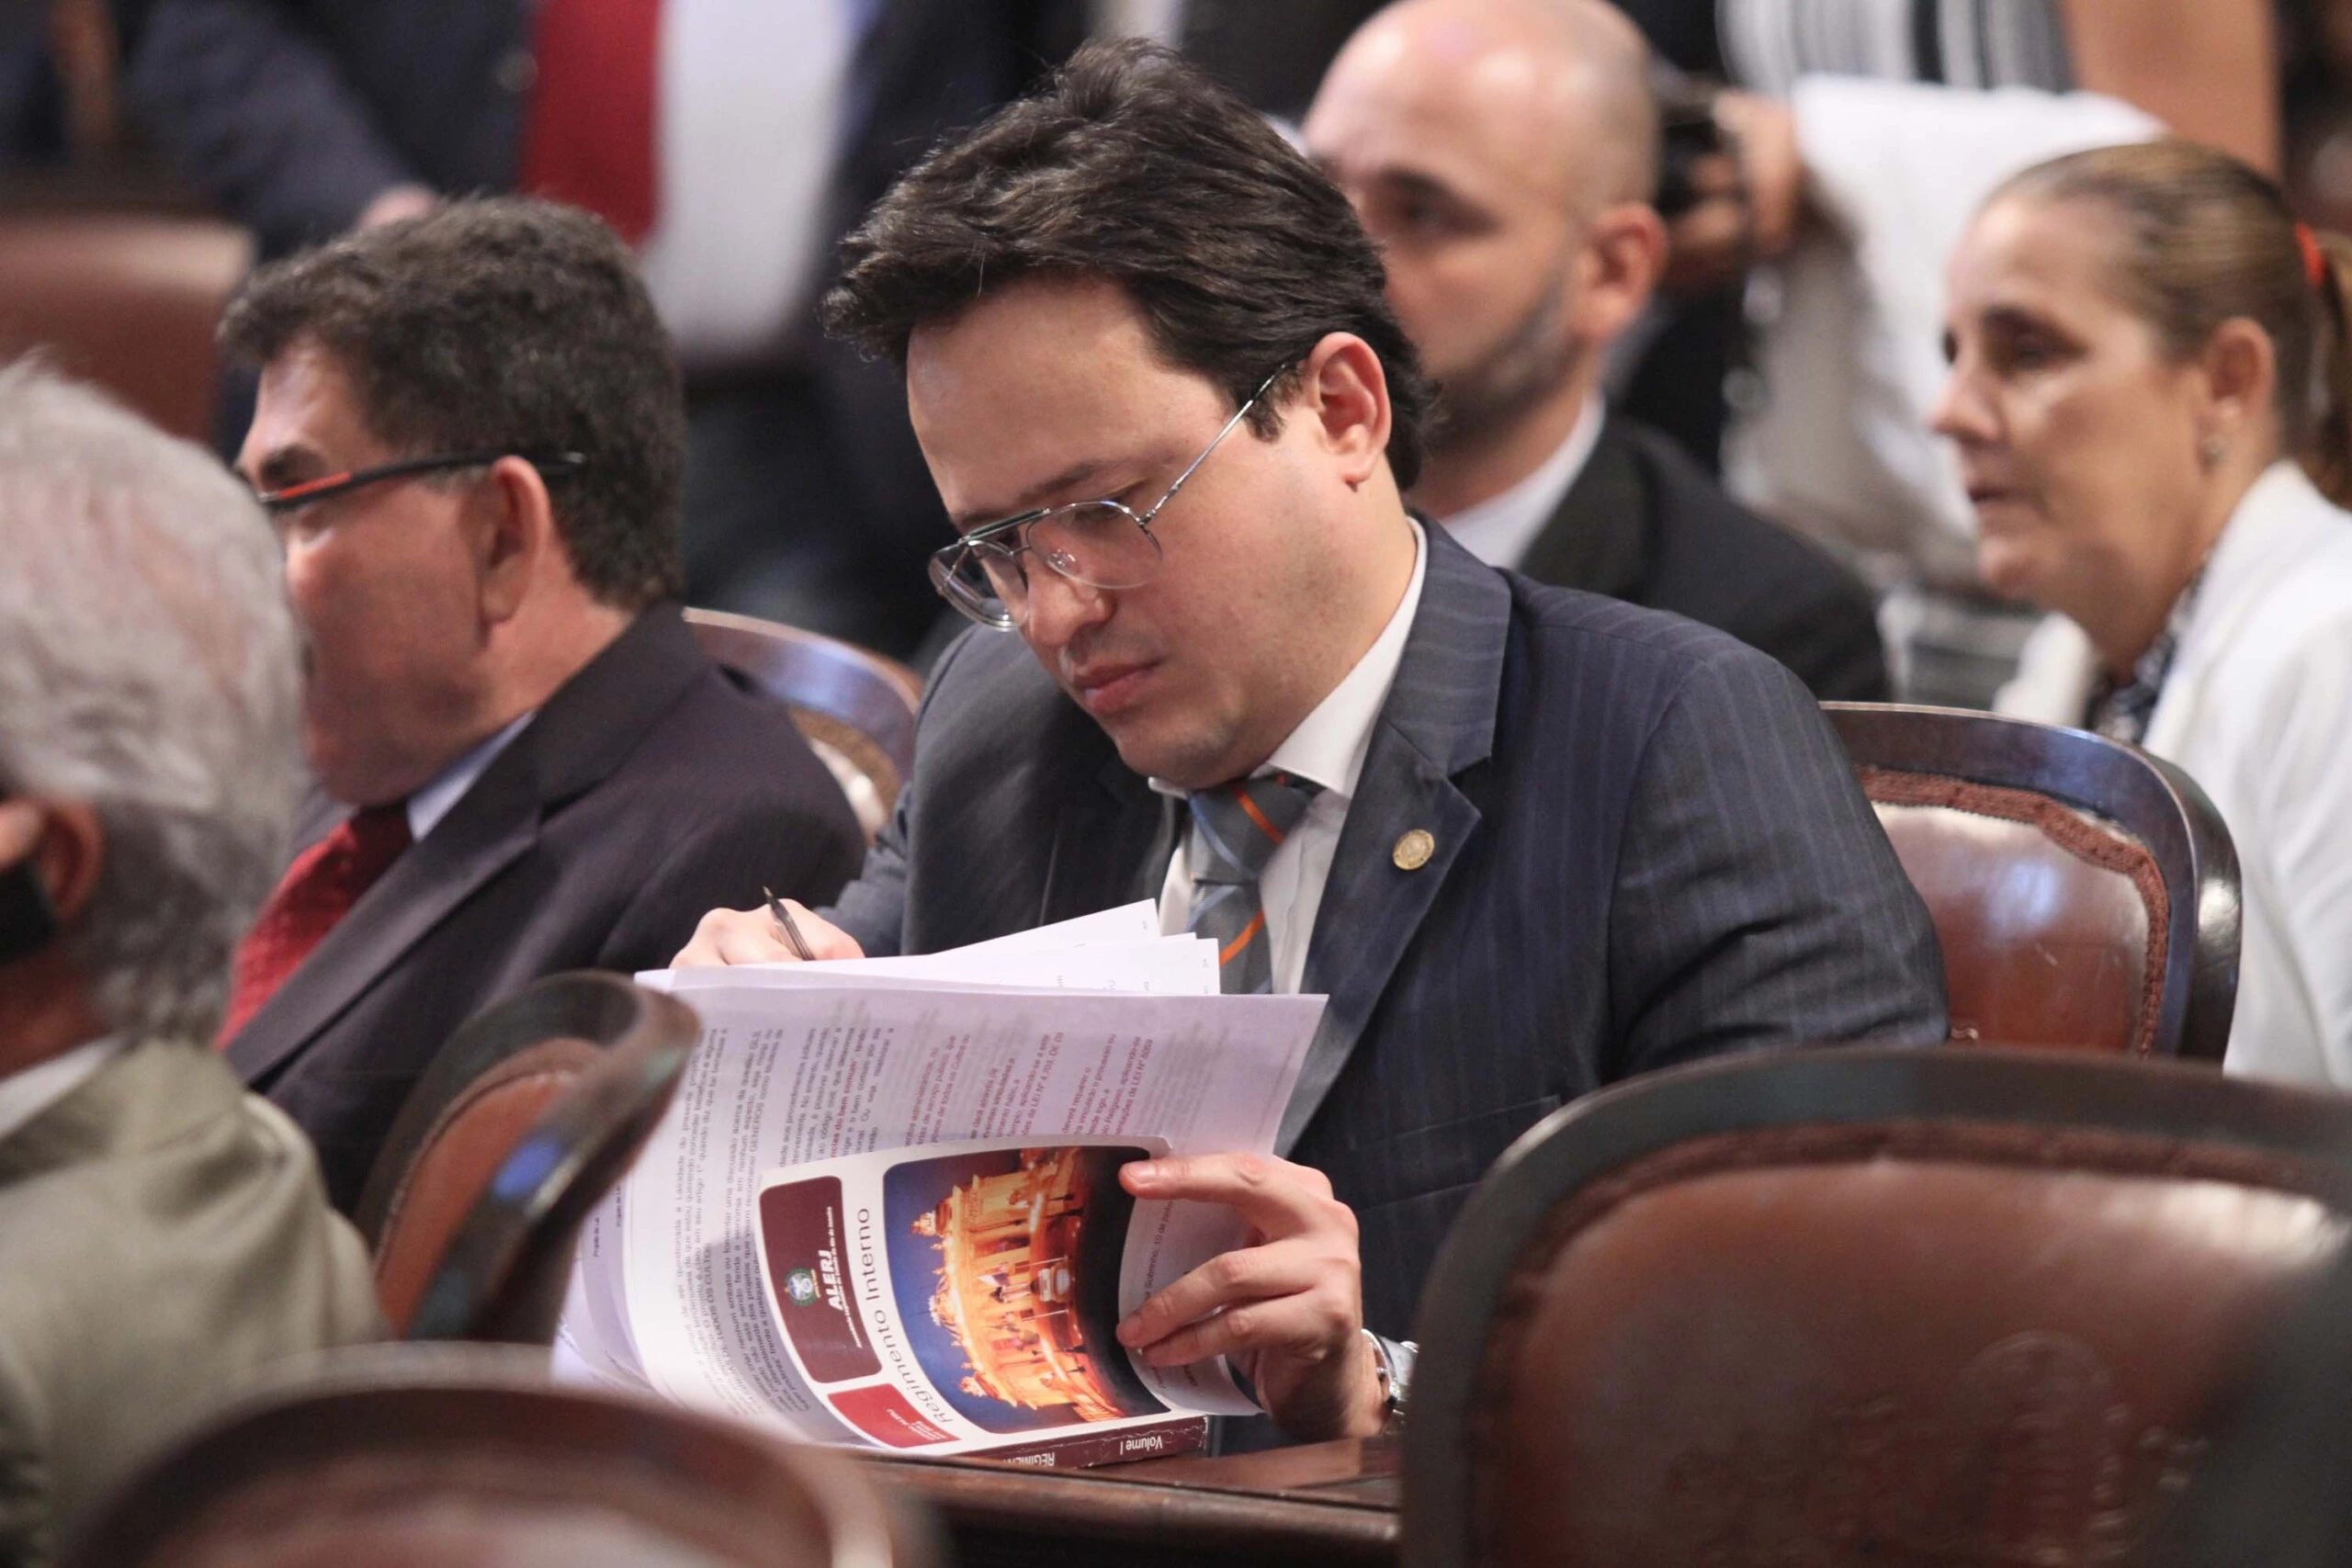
[555,903,1328,1465]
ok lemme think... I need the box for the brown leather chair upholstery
[1402,1047,2352,1568]
[359,974,697,1340]
[66,1345,933,1568]
[1825,703,2241,1060]
[0,211,250,441]
[2143,1231,2352,1567]
[685,606,922,838]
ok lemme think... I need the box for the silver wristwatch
[1363,1330,1416,1427]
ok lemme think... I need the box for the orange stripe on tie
[1219,911,1266,966]
[1237,791,1286,845]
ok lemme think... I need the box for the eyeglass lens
[940,502,1165,624]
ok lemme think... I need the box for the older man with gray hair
[0,361,379,1566]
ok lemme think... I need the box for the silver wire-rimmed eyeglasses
[928,369,1285,630]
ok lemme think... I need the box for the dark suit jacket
[827,525,1947,1336]
[1515,416,1890,700]
[225,606,865,1213]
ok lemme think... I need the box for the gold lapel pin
[1392,829,1435,871]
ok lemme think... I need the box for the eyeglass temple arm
[259,450,584,506]
[1141,369,1284,525]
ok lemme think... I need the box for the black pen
[763,886,817,962]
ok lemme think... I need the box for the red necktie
[216,804,412,1045]
[516,0,663,244]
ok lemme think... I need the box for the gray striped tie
[1184,773,1321,995]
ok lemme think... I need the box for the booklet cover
[752,1135,1255,1461]
[553,905,1328,1466]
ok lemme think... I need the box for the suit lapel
[1280,527,1510,1152]
[1514,418,1650,598]
[224,785,541,1088]
[1042,751,1177,925]
[227,607,709,1087]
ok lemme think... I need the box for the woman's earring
[2199,434,2225,468]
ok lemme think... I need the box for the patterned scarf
[2086,577,2203,745]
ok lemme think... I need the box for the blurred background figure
[3,0,2348,694]
[1181,0,2287,705]
[0,360,380,1566]
[1,0,126,168]
[119,0,1088,660]
[1305,0,1888,699]
[1937,141,2352,1088]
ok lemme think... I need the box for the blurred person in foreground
[215,198,865,1212]
[1936,141,2352,1086]
[676,41,1945,1444]
[1303,0,1888,700]
[0,362,381,1567]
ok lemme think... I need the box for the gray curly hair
[0,361,300,1042]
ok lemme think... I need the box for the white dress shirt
[636,0,859,369]
[1153,520,1430,993]
[1440,396,1603,570]
[406,711,535,844]
[0,1034,124,1146]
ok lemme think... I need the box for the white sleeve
[2232,622,2352,1085]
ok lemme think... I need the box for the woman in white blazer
[1931,140,2352,1087]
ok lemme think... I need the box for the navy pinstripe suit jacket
[829,524,1946,1336]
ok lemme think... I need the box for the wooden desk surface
[865,1436,1398,1568]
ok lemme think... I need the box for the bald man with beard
[1304,0,1889,700]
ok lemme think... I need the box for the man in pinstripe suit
[677,39,1946,1443]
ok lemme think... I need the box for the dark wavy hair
[220,197,686,609]
[822,38,1433,490]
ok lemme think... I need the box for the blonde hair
[1991,140,2352,507]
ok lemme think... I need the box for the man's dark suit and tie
[826,525,1934,1337]
[216,200,864,1212]
[678,41,1945,1444]
[1303,0,1889,701]
[124,0,1087,655]
[223,607,862,1210]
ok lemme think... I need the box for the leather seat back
[67,1347,924,1568]
[1824,704,2242,1061]
[1478,1126,2340,1565]
[371,1038,603,1336]
[684,608,921,840]
[1867,769,2162,1053]
[1402,1050,2352,1568]
[0,213,249,440]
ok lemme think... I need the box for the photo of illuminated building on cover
[884,1145,1168,1434]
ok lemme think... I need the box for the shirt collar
[406,710,536,843]
[0,1033,125,1147]
[1151,515,1429,803]
[1437,396,1605,570]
